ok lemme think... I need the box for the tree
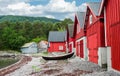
[22,20,33,41]
[32,20,43,38]
[1,27,26,50]
[54,18,73,31]
[0,17,73,51]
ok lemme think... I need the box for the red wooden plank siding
[48,42,66,52]
[87,18,105,64]
[105,0,120,71]
[76,42,79,56]
[80,40,84,58]
[111,23,120,71]
[69,44,72,53]
[75,29,85,40]
[88,34,98,63]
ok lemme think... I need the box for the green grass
[32,51,48,57]
[0,58,19,69]
[0,50,21,55]
[32,65,41,72]
[42,51,48,55]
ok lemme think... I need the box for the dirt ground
[5,55,120,76]
[29,57,103,76]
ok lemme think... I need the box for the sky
[0,0,101,20]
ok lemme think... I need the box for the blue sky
[29,0,101,6]
[0,0,101,20]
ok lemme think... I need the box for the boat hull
[42,52,74,60]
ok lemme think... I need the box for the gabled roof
[99,0,105,15]
[48,31,66,42]
[76,12,86,28]
[87,2,101,16]
[22,42,36,48]
[68,24,74,37]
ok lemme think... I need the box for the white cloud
[78,3,87,12]
[0,0,87,20]
[7,2,31,10]
[45,15,55,19]
[45,0,77,13]
[65,13,75,19]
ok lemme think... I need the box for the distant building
[48,31,67,52]
[21,42,38,54]
[66,24,74,53]
[38,41,48,49]
[38,41,48,52]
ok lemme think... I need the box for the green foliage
[0,15,60,23]
[0,58,19,69]
[1,27,26,50]
[55,18,73,31]
[31,37,47,43]
[32,65,41,72]
[0,17,73,51]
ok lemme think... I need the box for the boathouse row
[47,0,120,73]
[67,0,120,73]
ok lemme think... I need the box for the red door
[69,44,72,53]
[80,40,84,58]
[111,24,120,71]
[88,34,98,64]
[76,42,79,56]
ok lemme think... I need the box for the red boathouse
[73,12,88,60]
[85,2,106,67]
[67,24,74,53]
[48,31,66,52]
[99,0,120,71]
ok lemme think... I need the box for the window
[59,46,63,50]
[89,15,92,24]
[77,24,80,34]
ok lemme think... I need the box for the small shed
[48,31,66,52]
[21,42,38,54]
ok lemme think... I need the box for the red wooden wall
[48,42,66,52]
[105,0,120,71]
[76,40,84,58]
[87,18,105,64]
[69,43,72,53]
[88,34,98,63]
[73,14,86,57]
[68,37,74,53]
[75,29,85,40]
[80,40,84,58]
[76,41,80,56]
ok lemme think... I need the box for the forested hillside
[0,16,73,51]
[0,15,60,23]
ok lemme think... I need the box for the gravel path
[81,71,120,76]
[5,57,42,76]
[5,56,120,76]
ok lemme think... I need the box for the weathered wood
[42,52,74,60]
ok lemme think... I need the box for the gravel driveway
[5,56,120,76]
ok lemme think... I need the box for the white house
[21,42,38,54]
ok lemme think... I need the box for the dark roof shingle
[87,2,101,16]
[68,24,74,37]
[76,12,86,28]
[48,31,66,42]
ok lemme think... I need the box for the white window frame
[89,15,92,24]
[59,46,63,50]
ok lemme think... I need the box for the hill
[0,15,60,23]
